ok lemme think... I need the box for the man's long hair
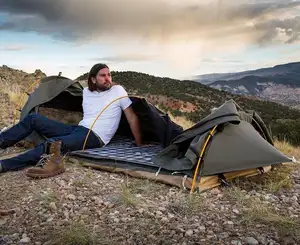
[87,63,109,92]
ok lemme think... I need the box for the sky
[0,0,300,80]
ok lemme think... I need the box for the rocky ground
[0,149,300,245]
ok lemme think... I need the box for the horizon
[1,0,300,80]
[2,60,300,81]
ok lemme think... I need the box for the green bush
[271,119,300,146]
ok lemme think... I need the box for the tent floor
[71,135,164,168]
[69,135,273,191]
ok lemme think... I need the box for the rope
[82,95,129,151]
[190,125,218,194]
[13,79,40,124]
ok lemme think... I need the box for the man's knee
[23,113,40,123]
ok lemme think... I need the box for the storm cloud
[0,0,299,45]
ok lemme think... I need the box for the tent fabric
[115,97,183,147]
[152,99,289,175]
[19,75,292,191]
[153,120,288,176]
[20,76,81,119]
[188,121,288,176]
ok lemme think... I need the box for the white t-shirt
[78,85,132,145]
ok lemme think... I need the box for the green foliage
[77,70,300,145]
[271,119,300,146]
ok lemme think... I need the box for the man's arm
[123,106,143,146]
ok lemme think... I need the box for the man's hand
[123,106,143,146]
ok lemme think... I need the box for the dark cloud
[0,0,66,20]
[0,0,299,44]
[255,16,300,44]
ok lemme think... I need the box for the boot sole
[26,168,65,179]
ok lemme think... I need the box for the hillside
[0,65,46,128]
[0,65,46,90]
[1,66,300,245]
[194,62,300,84]
[77,70,300,146]
[193,62,300,108]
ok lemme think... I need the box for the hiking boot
[26,140,65,178]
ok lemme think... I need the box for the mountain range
[194,62,300,108]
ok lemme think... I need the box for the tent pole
[190,125,218,194]
[82,95,129,151]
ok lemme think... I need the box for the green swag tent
[19,75,293,192]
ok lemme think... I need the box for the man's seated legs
[0,141,49,171]
[0,125,104,177]
[0,113,75,149]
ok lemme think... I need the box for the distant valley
[194,62,300,108]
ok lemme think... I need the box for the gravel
[1,156,300,244]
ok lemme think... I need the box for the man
[0,63,142,178]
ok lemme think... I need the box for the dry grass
[0,82,28,124]
[37,190,59,209]
[274,139,300,160]
[261,166,294,192]
[168,114,195,130]
[0,81,28,108]
[156,105,195,130]
[53,223,98,245]
[0,79,38,123]
[119,182,139,207]
[73,178,86,187]
[223,186,249,205]
[126,178,162,197]
[228,169,293,195]
[1,83,22,103]
[231,166,294,193]
[71,169,95,187]
[244,197,300,241]
[167,193,205,217]
[224,186,300,241]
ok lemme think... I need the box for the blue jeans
[0,113,103,171]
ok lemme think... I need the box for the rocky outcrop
[0,65,46,91]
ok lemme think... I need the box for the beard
[95,81,112,91]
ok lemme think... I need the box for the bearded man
[0,63,142,178]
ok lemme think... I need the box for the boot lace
[36,154,54,167]
[0,149,9,157]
